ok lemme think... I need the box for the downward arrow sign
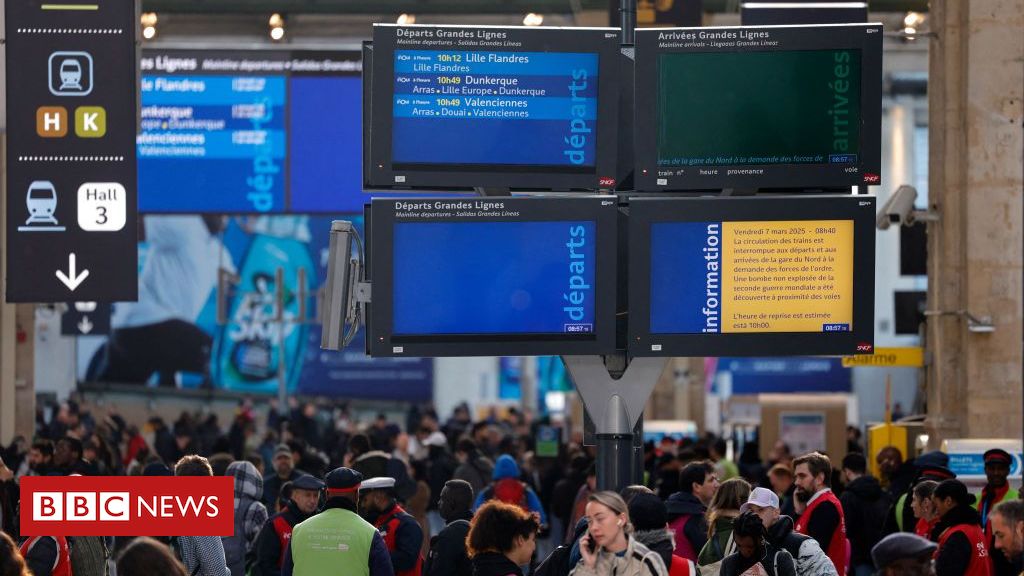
[56,253,90,292]
[77,316,93,334]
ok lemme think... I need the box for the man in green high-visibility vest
[282,467,395,576]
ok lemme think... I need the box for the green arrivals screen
[656,49,862,169]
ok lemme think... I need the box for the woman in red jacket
[931,480,992,576]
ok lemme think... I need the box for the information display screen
[138,49,364,213]
[368,196,617,357]
[634,24,882,191]
[366,25,621,191]
[629,196,875,356]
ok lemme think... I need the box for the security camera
[876,185,918,230]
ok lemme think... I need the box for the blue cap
[324,467,363,495]
[292,474,324,491]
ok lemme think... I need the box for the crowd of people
[0,396,1021,576]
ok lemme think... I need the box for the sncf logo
[598,176,616,188]
[857,343,874,353]
[21,476,233,536]
[863,173,880,184]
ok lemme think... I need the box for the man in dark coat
[253,474,323,576]
[840,453,893,576]
[425,480,473,576]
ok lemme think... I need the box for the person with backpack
[225,460,269,576]
[253,474,323,576]
[425,479,474,576]
[839,453,893,576]
[667,461,718,562]
[473,455,548,528]
[571,491,667,576]
[718,512,796,576]
[741,487,838,576]
[627,492,701,576]
[174,455,231,576]
[359,476,424,576]
[698,478,751,570]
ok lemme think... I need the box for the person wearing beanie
[628,492,700,576]
[282,467,393,576]
[977,449,1019,576]
[473,455,548,527]
[931,479,992,576]
[425,479,474,576]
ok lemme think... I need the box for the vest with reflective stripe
[937,523,992,576]
[290,507,377,576]
[795,491,847,576]
[375,504,423,576]
[20,536,72,576]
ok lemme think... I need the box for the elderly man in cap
[990,500,1024,573]
[253,474,323,576]
[282,468,393,576]
[741,487,838,576]
[871,533,937,576]
[264,444,305,508]
[978,450,1020,576]
[359,477,424,576]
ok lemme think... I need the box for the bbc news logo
[21,476,233,536]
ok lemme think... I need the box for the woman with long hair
[467,500,540,576]
[698,477,752,568]
[0,532,31,576]
[571,491,668,576]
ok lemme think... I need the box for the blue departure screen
[392,221,596,334]
[138,76,287,212]
[391,51,599,167]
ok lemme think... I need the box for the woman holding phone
[571,491,668,576]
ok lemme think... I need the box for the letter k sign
[75,106,106,138]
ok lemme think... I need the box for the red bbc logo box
[21,476,234,536]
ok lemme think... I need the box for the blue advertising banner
[80,215,432,401]
[717,357,850,394]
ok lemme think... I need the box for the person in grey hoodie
[225,460,269,576]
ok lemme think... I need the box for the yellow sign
[842,347,924,368]
[721,220,854,333]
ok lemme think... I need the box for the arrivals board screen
[367,196,618,357]
[629,196,875,356]
[366,25,621,191]
[138,49,364,213]
[634,24,882,191]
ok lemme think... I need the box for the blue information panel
[391,50,599,168]
[392,220,596,334]
[137,50,363,214]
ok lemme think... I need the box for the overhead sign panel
[629,196,875,356]
[5,0,138,302]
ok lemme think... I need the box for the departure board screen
[628,196,876,357]
[366,25,621,191]
[633,24,882,191]
[392,50,599,168]
[656,49,862,169]
[367,196,618,357]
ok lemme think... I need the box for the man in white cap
[741,487,839,576]
[359,477,424,576]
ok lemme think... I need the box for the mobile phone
[586,533,597,553]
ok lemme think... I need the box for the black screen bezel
[634,24,883,192]
[627,195,876,356]
[366,24,621,192]
[367,196,619,357]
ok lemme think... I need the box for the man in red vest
[359,476,424,576]
[793,452,848,576]
[931,479,992,576]
[253,474,324,576]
